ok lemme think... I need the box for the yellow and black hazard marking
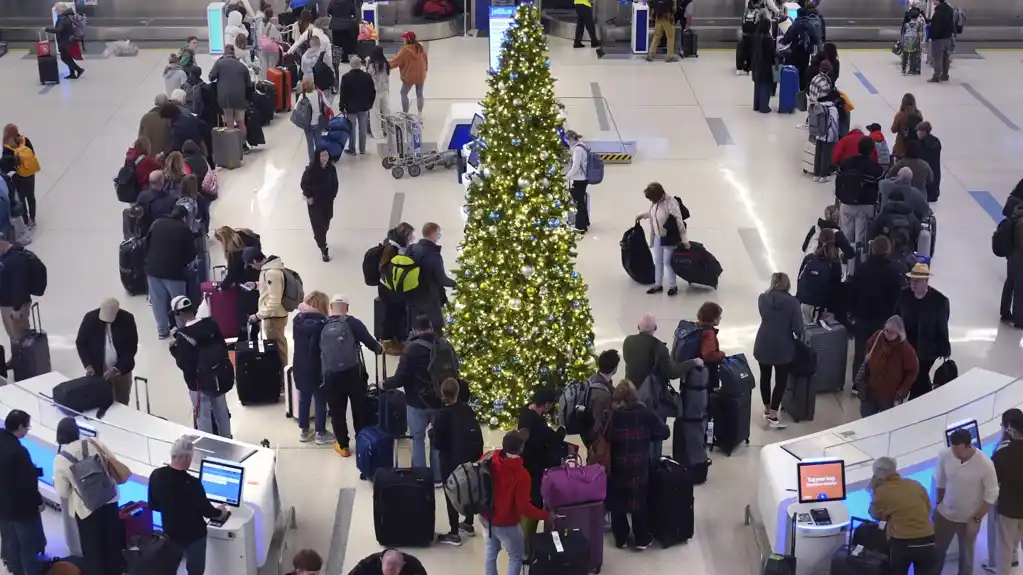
[596,152,633,164]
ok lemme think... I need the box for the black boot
[321,247,330,262]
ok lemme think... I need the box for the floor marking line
[962,83,1021,131]
[705,118,734,146]
[969,191,1006,222]
[389,192,406,229]
[737,228,774,280]
[853,71,879,95]
[589,82,610,131]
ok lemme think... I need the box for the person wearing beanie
[516,388,567,544]
[52,417,126,575]
[338,55,376,156]
[75,298,139,405]
[868,456,937,574]
[991,410,1023,575]
[169,295,233,438]
[0,409,47,575]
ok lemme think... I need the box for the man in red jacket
[832,125,878,166]
[481,431,550,575]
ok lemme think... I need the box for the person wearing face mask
[858,315,919,417]
[984,408,1023,574]
[405,222,456,337]
[894,263,950,399]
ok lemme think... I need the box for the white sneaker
[315,431,336,446]
[767,417,787,429]
[820,176,831,184]
[298,428,314,443]
[812,176,820,183]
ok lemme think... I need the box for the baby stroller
[317,116,352,161]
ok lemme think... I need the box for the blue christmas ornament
[529,235,536,241]
[512,138,521,146]
[548,218,560,228]
[491,366,502,375]
[532,218,542,227]
[554,200,562,209]
[488,211,500,221]
[547,165,558,176]
[510,72,518,80]
[545,58,552,68]
[572,301,581,308]
[571,272,580,279]
[515,191,525,200]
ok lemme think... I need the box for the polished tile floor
[1,38,1021,574]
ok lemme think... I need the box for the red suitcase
[201,265,239,338]
[119,502,154,541]
[267,67,292,112]
[545,500,604,573]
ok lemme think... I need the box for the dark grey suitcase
[38,54,59,85]
[212,128,243,170]
[804,319,848,393]
[12,303,51,381]
[781,374,816,422]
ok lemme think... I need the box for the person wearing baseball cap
[75,298,138,405]
[389,31,428,115]
[168,295,233,438]
[894,262,950,399]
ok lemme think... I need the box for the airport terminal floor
[1,36,1023,574]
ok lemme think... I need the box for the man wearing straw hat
[895,263,950,399]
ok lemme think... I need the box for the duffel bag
[671,241,722,288]
[52,376,114,418]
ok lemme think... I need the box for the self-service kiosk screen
[199,460,245,507]
[945,419,982,449]
[797,459,847,503]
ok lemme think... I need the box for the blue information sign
[488,5,516,72]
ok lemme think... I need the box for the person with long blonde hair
[291,291,335,444]
[859,315,919,416]
[753,272,803,428]
[213,225,262,338]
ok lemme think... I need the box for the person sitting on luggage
[516,388,567,543]
[138,94,173,158]
[0,233,34,344]
[915,121,942,201]
[866,123,892,170]
[214,226,261,339]
[606,380,671,550]
[208,45,253,153]
[880,167,930,220]
[754,272,805,428]
[890,140,934,195]
[895,264,950,399]
[869,188,922,246]
[635,183,688,295]
[243,247,292,369]
[430,377,483,546]
[75,298,138,406]
[348,549,427,575]
[801,205,855,260]
[834,136,884,247]
[831,125,877,167]
[622,313,703,395]
[149,436,230,575]
[322,294,382,458]
[292,291,333,445]
[339,56,376,156]
[168,295,233,438]
[287,549,324,575]
[695,302,726,388]
[868,456,938,575]
[797,228,844,323]
[52,417,125,575]
[848,236,906,374]
[406,222,456,336]
[581,349,620,449]
[144,205,196,339]
[376,222,416,355]
[481,431,550,575]
[859,315,919,417]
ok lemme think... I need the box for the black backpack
[992,217,1015,258]
[115,155,144,203]
[796,256,831,307]
[412,338,460,406]
[20,247,47,297]
[835,164,865,205]
[362,243,385,286]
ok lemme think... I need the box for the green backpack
[381,254,421,296]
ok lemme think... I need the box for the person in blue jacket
[781,6,822,90]
[291,291,335,446]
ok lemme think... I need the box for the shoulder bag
[854,333,881,401]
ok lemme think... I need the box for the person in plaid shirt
[807,60,834,107]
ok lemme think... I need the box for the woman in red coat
[860,315,919,417]
[124,137,163,194]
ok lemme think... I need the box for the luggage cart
[379,113,458,179]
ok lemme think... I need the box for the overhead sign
[488,4,516,72]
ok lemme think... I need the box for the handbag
[99,443,132,485]
[854,333,881,401]
[586,412,611,470]
[201,166,219,199]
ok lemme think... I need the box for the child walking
[900,5,925,75]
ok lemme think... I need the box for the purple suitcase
[545,501,604,574]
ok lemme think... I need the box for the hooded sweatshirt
[801,217,855,260]
[483,450,548,527]
[164,63,188,96]
[169,316,229,393]
[753,290,804,365]
[831,129,877,165]
[257,256,288,319]
[224,11,248,50]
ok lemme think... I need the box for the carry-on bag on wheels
[119,237,147,296]
[119,502,154,542]
[648,456,694,547]
[708,388,752,455]
[212,127,243,170]
[124,532,183,575]
[356,424,395,480]
[620,224,656,285]
[201,266,238,338]
[803,318,848,393]
[37,33,60,85]
[377,388,408,436]
[373,465,435,546]
[12,303,51,382]
[781,374,816,422]
[544,501,603,573]
[267,67,293,112]
[778,65,799,114]
[830,517,890,574]
[253,80,277,125]
[681,28,698,57]
[529,530,590,575]
[122,206,143,240]
[234,332,283,405]
[671,241,722,288]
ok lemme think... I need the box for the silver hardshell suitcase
[804,318,849,393]
[212,127,243,170]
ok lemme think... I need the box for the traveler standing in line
[606,380,670,550]
[695,302,726,388]
[799,205,855,261]
[323,294,382,457]
[180,141,210,189]
[848,236,905,372]
[645,0,676,63]
[292,291,334,445]
[797,230,844,322]
[255,6,281,82]
[927,0,955,83]
[516,388,567,544]
[0,233,33,343]
[144,205,197,339]
[984,409,1023,574]
[480,431,550,575]
[328,0,359,63]
[53,417,126,575]
[301,147,339,262]
[123,137,163,201]
[0,410,47,575]
[431,378,483,546]
[0,160,14,244]
[581,349,620,449]
[169,295,233,438]
[376,222,415,354]
[933,428,1000,575]
[565,130,591,233]
[406,222,456,336]
[45,4,85,80]
[389,32,428,116]
[635,182,688,295]
[894,263,950,398]
[915,121,942,201]
[178,36,199,72]
[890,93,922,163]
[163,151,188,197]
[890,141,934,195]
[808,42,840,84]
[367,47,392,138]
[572,0,601,51]
[214,226,261,339]
[148,437,230,575]
[164,54,188,96]
[223,10,249,56]
[622,313,702,394]
[339,56,376,156]
[162,103,209,156]
[779,7,817,91]
[879,167,930,221]
[136,171,176,236]
[753,272,804,428]
[300,34,326,83]
[75,298,138,406]
[243,248,291,368]
[1000,203,1023,329]
[751,19,777,114]
[209,45,253,152]
[139,94,173,159]
[832,126,878,167]
[868,456,938,575]
[834,136,884,248]
[859,315,918,417]
[2,125,40,229]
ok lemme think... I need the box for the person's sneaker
[345,149,357,156]
[812,176,820,183]
[321,249,330,262]
[334,443,352,457]
[646,286,664,295]
[27,219,36,230]
[795,123,806,129]
[927,76,941,83]
[614,540,628,549]
[158,333,170,340]
[298,428,315,443]
[645,54,654,62]
[767,417,787,429]
[901,70,907,75]
[315,431,336,446]
[634,540,652,551]
[437,533,462,546]
[76,68,85,78]
[666,57,678,63]
[820,176,831,184]
[458,522,476,537]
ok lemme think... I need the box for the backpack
[280,267,305,312]
[6,141,40,177]
[557,379,604,435]
[580,145,604,185]
[904,113,922,141]
[902,20,922,52]
[951,5,965,34]
[185,82,204,116]
[741,7,760,34]
[115,155,145,203]
[835,163,865,205]
[444,451,495,517]
[796,255,832,307]
[380,254,421,296]
[59,440,117,513]
[21,247,48,297]
[69,13,87,40]
[808,105,829,140]
[320,316,362,374]
[290,95,313,129]
[803,14,823,52]
[313,51,335,92]
[412,338,459,404]
[873,139,891,168]
[362,243,386,286]
[177,326,235,395]
[992,217,1016,258]
[671,320,706,362]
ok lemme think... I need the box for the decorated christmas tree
[446,3,595,428]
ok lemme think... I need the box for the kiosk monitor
[199,460,245,507]
[945,419,982,449]
[797,458,847,503]
[469,114,484,140]
[467,148,480,169]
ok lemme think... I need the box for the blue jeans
[754,82,773,112]
[183,536,207,575]
[298,386,327,434]
[189,390,232,438]
[407,405,440,481]
[147,276,187,337]
[304,127,319,163]
[346,111,369,154]
[1,515,47,575]
[482,520,525,575]
[652,235,677,289]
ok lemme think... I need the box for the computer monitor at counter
[199,460,245,507]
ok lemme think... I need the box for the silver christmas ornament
[517,177,530,189]
[521,265,535,278]
[482,167,492,178]
[513,98,522,107]
[509,298,522,310]
[540,178,550,188]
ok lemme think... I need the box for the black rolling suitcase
[12,303,51,382]
[709,389,751,455]
[122,206,143,240]
[253,81,276,126]
[245,106,265,146]
[648,457,695,547]
[682,28,698,58]
[671,241,722,288]
[234,334,283,405]
[781,375,815,422]
[529,530,589,575]
[621,224,656,285]
[830,518,890,574]
[373,466,435,546]
[119,237,147,296]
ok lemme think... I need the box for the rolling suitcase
[200,266,238,338]
[803,318,848,393]
[708,389,751,455]
[544,501,603,573]
[253,81,276,125]
[212,128,243,169]
[356,425,394,480]
[801,138,815,174]
[119,237,147,296]
[234,334,283,405]
[373,466,435,546]
[681,28,698,57]
[245,106,265,146]
[12,303,51,382]
[37,34,59,85]
[778,65,799,114]
[670,241,722,288]
[284,367,310,421]
[377,389,408,436]
[119,502,154,542]
[529,530,589,575]
[122,206,142,240]
[648,457,694,547]
[620,224,656,285]
[781,375,815,422]
[918,214,936,259]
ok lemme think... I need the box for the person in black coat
[214,226,261,339]
[339,57,377,156]
[751,18,777,114]
[0,410,47,575]
[44,6,84,79]
[135,170,177,236]
[869,189,921,245]
[406,223,456,337]
[301,147,339,262]
[780,7,815,90]
[328,0,359,62]
[75,298,139,406]
[516,388,567,543]
[916,121,942,202]
[0,237,33,344]
[144,206,197,339]
[895,263,951,399]
[807,42,840,85]
[169,296,233,437]
[160,103,209,154]
[430,378,483,545]
[847,236,905,374]
[291,292,331,444]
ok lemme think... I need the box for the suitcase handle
[30,302,41,331]
[212,265,227,285]
[134,376,151,415]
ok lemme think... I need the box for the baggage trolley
[379,113,458,179]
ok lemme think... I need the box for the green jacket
[622,332,698,387]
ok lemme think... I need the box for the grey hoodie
[163,64,187,96]
[753,290,804,365]
[880,178,930,220]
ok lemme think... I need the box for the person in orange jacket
[389,31,428,115]
[832,125,878,166]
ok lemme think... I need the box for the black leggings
[332,28,357,63]
[570,180,590,231]
[58,48,82,76]
[324,367,366,448]
[307,204,334,250]
[759,363,790,412]
[77,502,124,575]
[11,175,36,223]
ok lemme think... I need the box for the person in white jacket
[564,130,591,234]
[367,46,391,138]
[287,17,334,71]
[635,182,688,296]
[254,6,281,81]
[224,10,249,54]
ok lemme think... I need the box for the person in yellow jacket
[2,124,40,229]
[573,0,602,52]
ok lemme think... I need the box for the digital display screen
[797,459,847,503]
[468,148,480,168]
[78,423,96,438]
[488,5,517,72]
[945,419,982,449]
[199,460,244,507]
[469,114,484,140]
[207,3,225,55]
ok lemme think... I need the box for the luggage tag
[551,531,564,554]
[851,544,864,556]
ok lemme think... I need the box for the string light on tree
[446,2,595,428]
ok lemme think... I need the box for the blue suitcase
[356,425,395,480]
[778,65,799,114]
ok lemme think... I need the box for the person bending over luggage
[750,18,777,114]
[288,549,324,575]
[214,226,262,339]
[895,263,950,399]
[623,313,703,395]
[323,294,382,457]
[348,549,427,575]
[859,315,919,417]
[581,349,620,450]
[635,182,689,296]
[243,248,292,368]
[890,141,933,195]
[753,272,804,428]
[144,205,196,339]
[406,222,456,336]
[868,456,938,575]
[879,167,930,221]
[149,436,230,575]
[53,417,126,575]
[480,431,550,575]
[834,136,884,247]
[292,291,333,445]
[516,388,567,543]
[606,380,670,550]
[139,94,173,159]
[430,378,483,546]
[75,298,138,406]
[0,410,48,575]
[801,205,854,261]
[376,222,416,355]
[848,236,905,373]
[0,233,34,344]
[301,146,339,262]
[869,188,921,247]
[796,229,844,323]
[169,296,233,438]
